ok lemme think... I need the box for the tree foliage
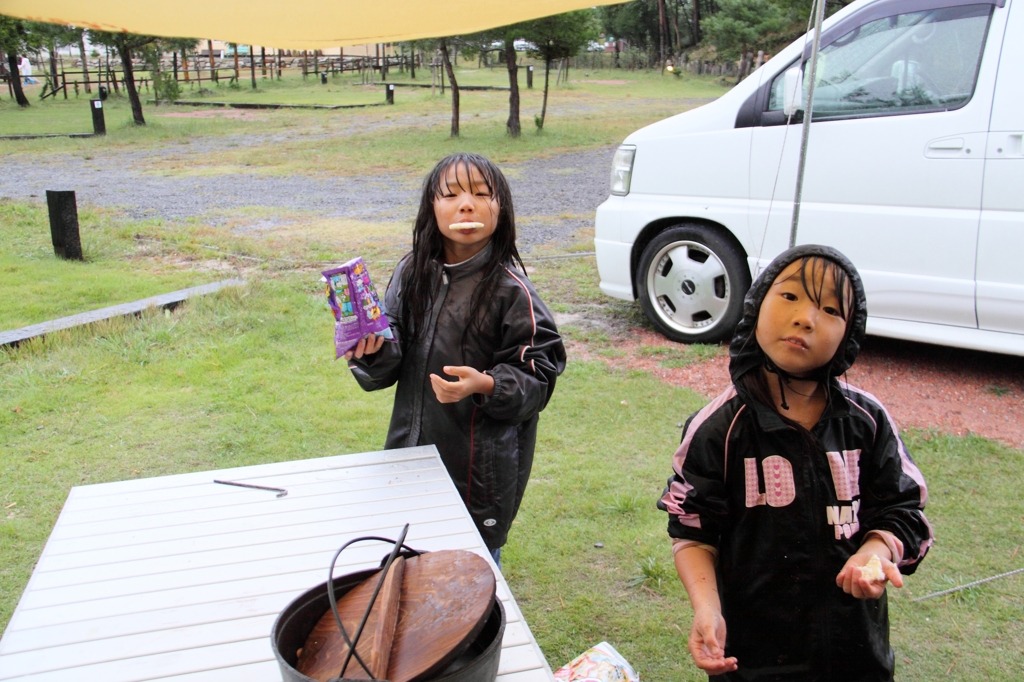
[701,0,791,59]
[519,9,599,130]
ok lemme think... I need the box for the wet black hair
[739,255,855,444]
[776,256,853,324]
[400,153,525,344]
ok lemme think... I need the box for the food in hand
[448,221,485,231]
[860,554,885,582]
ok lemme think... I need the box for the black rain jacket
[350,245,566,549]
[659,245,933,682]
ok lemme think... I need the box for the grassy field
[0,65,726,175]
[2,67,1023,680]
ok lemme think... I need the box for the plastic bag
[554,641,639,682]
[322,257,394,359]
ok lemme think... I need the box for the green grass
[2,68,1022,679]
[2,276,1022,679]
[0,202,220,330]
[0,66,729,173]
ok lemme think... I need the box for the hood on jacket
[729,244,868,386]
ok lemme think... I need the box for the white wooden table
[0,446,554,682]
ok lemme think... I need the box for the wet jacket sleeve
[857,406,933,575]
[474,272,566,424]
[348,265,405,391]
[659,406,732,548]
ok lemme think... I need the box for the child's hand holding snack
[836,539,904,599]
[343,334,386,361]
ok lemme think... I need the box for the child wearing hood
[659,245,933,681]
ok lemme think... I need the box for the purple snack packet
[322,257,394,359]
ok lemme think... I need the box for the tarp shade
[0,0,626,50]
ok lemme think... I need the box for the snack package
[554,641,639,682]
[322,257,394,359]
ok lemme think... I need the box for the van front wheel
[636,226,750,344]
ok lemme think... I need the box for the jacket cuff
[863,529,904,564]
[473,370,505,407]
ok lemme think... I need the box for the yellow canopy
[0,0,624,50]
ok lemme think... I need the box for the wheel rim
[645,240,731,336]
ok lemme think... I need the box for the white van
[595,0,1024,355]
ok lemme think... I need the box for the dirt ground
[573,328,1024,450]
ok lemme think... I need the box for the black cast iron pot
[271,567,506,682]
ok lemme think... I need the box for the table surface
[0,445,554,682]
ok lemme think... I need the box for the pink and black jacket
[659,245,933,682]
[349,245,565,550]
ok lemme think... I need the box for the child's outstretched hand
[430,366,495,403]
[688,609,738,675]
[344,334,385,361]
[836,551,903,600]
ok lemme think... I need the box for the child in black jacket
[660,245,932,681]
[347,153,565,563]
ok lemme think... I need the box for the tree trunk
[539,56,551,130]
[6,52,30,107]
[693,0,702,45]
[614,40,620,68]
[440,38,459,137]
[48,41,59,85]
[504,37,520,138]
[233,48,239,82]
[117,41,146,125]
[78,35,91,93]
[657,0,667,69]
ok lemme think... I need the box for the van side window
[768,3,992,120]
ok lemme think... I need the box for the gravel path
[1,117,616,248]
[581,330,1024,451]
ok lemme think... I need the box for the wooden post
[208,40,215,70]
[250,46,256,88]
[303,50,308,79]
[385,83,394,104]
[527,65,533,89]
[46,191,84,261]
[277,48,282,79]
[90,98,106,135]
[261,46,266,77]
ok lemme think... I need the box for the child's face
[433,162,499,258]
[755,260,850,377]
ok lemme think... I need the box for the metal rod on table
[213,479,288,497]
[789,0,829,248]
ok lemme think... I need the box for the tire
[635,225,750,344]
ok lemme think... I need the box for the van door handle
[924,135,983,159]
[927,138,964,150]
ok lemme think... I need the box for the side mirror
[783,66,804,116]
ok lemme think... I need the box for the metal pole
[789,0,829,248]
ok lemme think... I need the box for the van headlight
[609,145,636,196]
